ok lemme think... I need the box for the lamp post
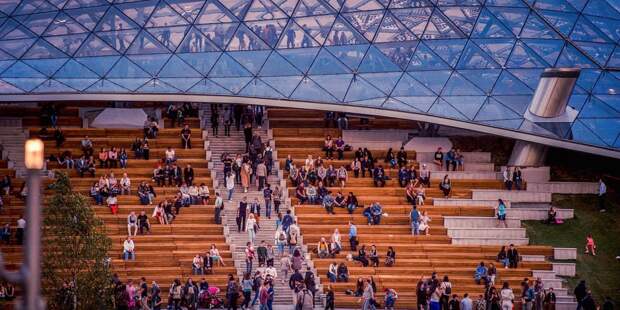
[0,139,45,309]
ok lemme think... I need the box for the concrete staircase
[0,127,28,177]
[201,105,322,307]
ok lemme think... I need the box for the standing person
[226,274,239,310]
[325,285,335,310]
[211,107,220,137]
[245,242,255,274]
[263,184,273,219]
[237,197,248,232]
[15,216,25,245]
[503,167,512,190]
[279,253,291,284]
[440,275,452,310]
[241,272,253,309]
[223,105,232,137]
[181,124,192,149]
[362,279,375,310]
[349,221,358,251]
[512,167,523,190]
[247,213,258,244]
[226,172,235,202]
[411,205,420,235]
[273,185,282,215]
[462,293,473,310]
[214,192,223,225]
[496,199,507,228]
[574,281,587,310]
[500,282,515,310]
[296,285,314,310]
[241,161,251,193]
[243,119,253,152]
[598,178,607,212]
[507,244,519,268]
[256,160,267,190]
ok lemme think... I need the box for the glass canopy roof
[0,0,619,150]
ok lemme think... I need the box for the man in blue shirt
[349,221,358,251]
[282,209,294,233]
[410,205,420,235]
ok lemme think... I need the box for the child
[584,234,596,256]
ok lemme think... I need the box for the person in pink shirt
[584,234,596,256]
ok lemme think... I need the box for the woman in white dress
[418,210,431,235]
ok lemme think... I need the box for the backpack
[444,282,452,295]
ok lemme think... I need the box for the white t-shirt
[17,218,26,229]
[165,149,176,159]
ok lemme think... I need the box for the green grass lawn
[522,194,620,304]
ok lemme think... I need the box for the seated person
[335,136,345,160]
[547,206,557,224]
[153,165,165,187]
[192,254,204,275]
[165,147,176,165]
[127,211,138,236]
[346,192,358,214]
[373,166,386,187]
[369,245,379,267]
[363,202,383,225]
[120,173,131,195]
[316,181,327,201]
[137,211,150,235]
[419,164,430,187]
[327,262,338,282]
[322,191,336,214]
[91,183,103,205]
[398,166,410,187]
[333,192,346,209]
[337,262,349,282]
[418,211,431,235]
[439,175,452,198]
[317,237,330,258]
[474,262,489,284]
[81,136,93,157]
[353,245,369,267]
[405,182,416,205]
[433,147,444,169]
[306,184,318,204]
[385,247,396,266]
[295,183,307,204]
[107,194,118,215]
[445,148,457,171]
[1,224,11,245]
[123,237,135,260]
[416,185,426,206]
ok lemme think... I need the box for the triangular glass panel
[293,15,337,45]
[43,13,88,36]
[474,97,521,121]
[44,33,88,57]
[408,70,451,94]
[106,57,152,78]
[75,33,119,57]
[580,118,620,146]
[325,0,344,11]
[342,10,384,42]
[261,75,303,96]
[126,30,169,55]
[245,19,287,48]
[538,10,578,36]
[570,120,607,147]
[258,51,302,76]
[22,58,68,77]
[74,56,120,77]
[473,38,514,67]
[392,73,436,96]
[210,76,253,94]
[0,79,24,93]
[346,97,387,108]
[277,19,320,48]
[458,69,501,94]
[65,0,108,9]
[382,97,422,113]
[487,7,528,36]
[159,77,202,92]
[556,44,596,68]
[14,12,56,36]
[457,41,500,69]
[136,79,181,93]
[208,53,253,77]
[116,0,158,27]
[146,1,189,28]
[1,78,46,91]
[309,74,352,101]
[425,39,466,67]
[586,15,620,44]
[423,9,464,39]
[195,0,238,24]
[0,2,19,16]
[97,29,140,54]
[480,119,523,130]
[492,70,533,95]
[219,0,254,20]
[389,0,433,8]
[86,79,132,92]
[325,44,369,70]
[534,0,578,12]
[358,45,401,72]
[392,96,436,112]
[577,68,602,92]
[54,59,99,78]
[583,0,620,20]
[127,54,171,76]
[521,39,564,67]
[439,6,481,36]
[294,0,335,17]
[608,47,620,68]
[0,39,37,58]
[428,97,468,120]
[521,14,561,39]
[168,0,207,23]
[147,25,191,52]
[493,95,532,114]
[374,41,417,70]
[570,16,612,43]
[32,79,75,93]
[393,7,434,37]
[228,23,270,51]
[325,16,367,46]
[177,26,220,53]
[345,76,386,102]
[177,52,223,76]
[595,95,620,113]
[373,11,415,43]
[574,41,615,67]
[1,61,46,78]
[0,19,36,40]
[245,0,287,21]
[22,39,67,59]
[65,6,106,31]
[442,72,485,95]
[0,60,14,73]
[359,72,401,94]
[277,47,320,72]
[291,77,338,102]
[342,0,383,12]
[308,48,351,74]
[567,94,589,110]
[442,95,486,120]
[187,78,232,95]
[13,1,56,15]
[54,78,98,91]
[197,23,239,50]
[272,0,298,16]
[229,50,271,74]
[507,68,543,90]
[471,8,514,38]
[108,78,152,91]
[507,41,550,68]
[239,78,283,98]
[407,42,451,71]
[157,55,206,77]
[579,96,620,118]
[95,7,140,32]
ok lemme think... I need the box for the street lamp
[0,139,45,309]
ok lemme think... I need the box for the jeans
[251,290,260,306]
[120,159,127,168]
[277,243,285,256]
[265,199,272,218]
[412,221,419,235]
[93,194,103,205]
[328,272,336,282]
[347,204,356,214]
[246,259,252,274]
[258,176,265,190]
[228,189,234,201]
[123,251,135,260]
[248,228,256,244]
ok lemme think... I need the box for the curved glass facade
[0,0,619,149]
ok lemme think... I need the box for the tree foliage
[42,172,113,310]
